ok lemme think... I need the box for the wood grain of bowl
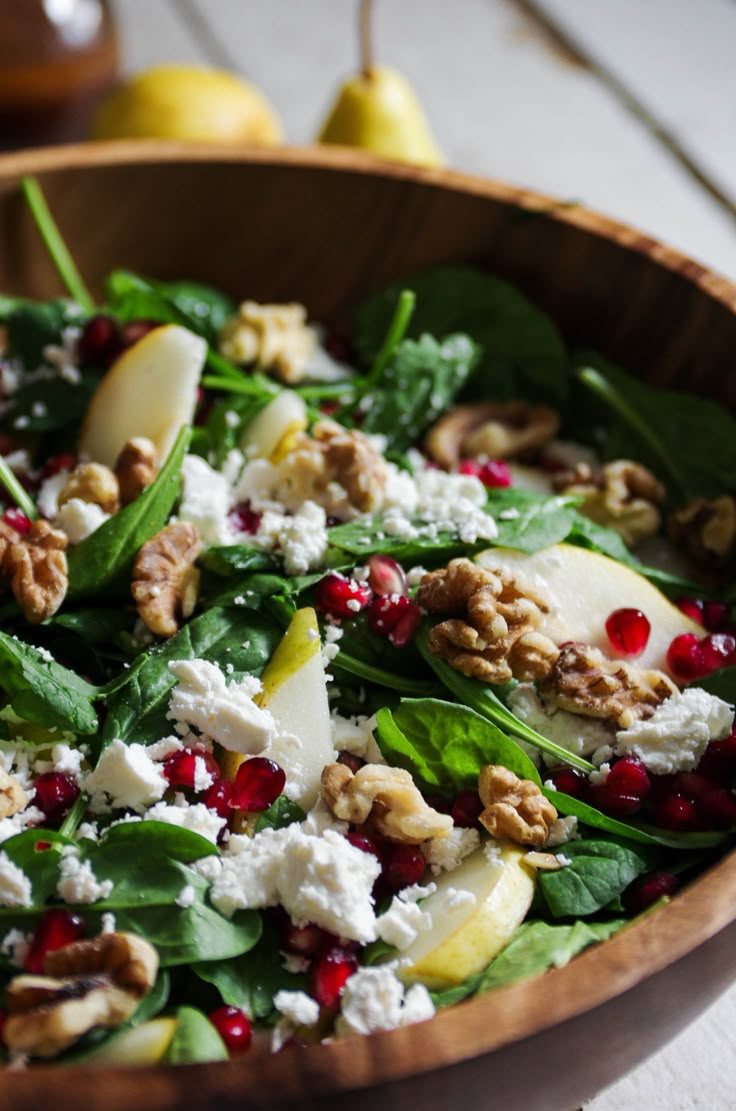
[1,142,736,1111]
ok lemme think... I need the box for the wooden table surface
[114,2,736,1107]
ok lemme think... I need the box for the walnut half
[553,459,665,547]
[3,932,158,1058]
[132,521,201,637]
[321,763,453,843]
[478,764,557,847]
[0,767,26,819]
[3,519,68,624]
[425,402,559,467]
[669,495,736,570]
[114,437,158,506]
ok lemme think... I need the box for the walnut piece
[114,437,158,506]
[668,495,736,569]
[540,642,677,729]
[478,765,557,847]
[425,401,559,467]
[553,459,665,547]
[58,462,120,514]
[0,767,26,819]
[3,519,68,624]
[321,763,453,843]
[417,557,560,683]
[219,301,316,384]
[132,521,201,637]
[275,420,388,515]
[3,931,158,1058]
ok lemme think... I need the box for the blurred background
[1,0,735,278]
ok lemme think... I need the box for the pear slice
[399,843,536,990]
[78,324,206,468]
[240,389,307,462]
[477,543,702,675]
[81,1017,177,1067]
[221,607,334,811]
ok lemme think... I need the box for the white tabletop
[114,2,736,1106]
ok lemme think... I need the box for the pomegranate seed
[698,730,736,779]
[589,782,643,818]
[478,460,513,488]
[367,554,408,597]
[672,771,712,802]
[423,792,452,814]
[315,573,372,618]
[607,757,651,799]
[2,508,32,535]
[653,794,700,831]
[119,319,158,349]
[319,400,340,417]
[203,777,233,818]
[388,603,422,648]
[42,452,76,478]
[367,593,412,634]
[347,830,382,857]
[457,459,482,477]
[667,633,705,680]
[281,921,335,959]
[546,766,590,800]
[623,871,680,914]
[676,596,704,624]
[700,632,736,674]
[451,789,483,828]
[78,314,120,367]
[231,757,285,811]
[381,842,426,892]
[605,608,651,657]
[33,772,79,823]
[336,751,364,774]
[703,601,731,632]
[163,749,219,790]
[324,332,353,363]
[24,909,86,973]
[208,1006,252,1054]
[695,785,736,828]
[309,947,358,1009]
[228,502,262,535]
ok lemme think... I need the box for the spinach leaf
[375,698,541,792]
[4,298,83,367]
[164,1006,228,1064]
[91,902,260,966]
[0,631,98,734]
[53,608,136,645]
[194,930,307,1021]
[102,607,280,745]
[489,491,580,553]
[0,373,97,434]
[255,796,306,832]
[67,425,190,600]
[354,266,570,408]
[106,270,234,346]
[195,393,270,468]
[0,829,73,908]
[345,332,480,453]
[199,546,279,578]
[326,515,476,565]
[544,788,728,849]
[691,667,736,703]
[538,839,652,918]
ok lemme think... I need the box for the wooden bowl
[1,143,736,1111]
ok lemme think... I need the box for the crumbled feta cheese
[54,498,109,544]
[146,735,185,761]
[545,815,579,847]
[192,755,215,792]
[43,326,82,384]
[33,743,85,779]
[178,454,232,546]
[336,966,435,1036]
[57,849,113,905]
[142,799,226,844]
[422,826,480,875]
[375,891,434,950]
[0,853,32,907]
[0,807,45,846]
[330,711,384,765]
[277,501,329,576]
[167,659,276,753]
[615,688,734,774]
[175,884,196,908]
[101,912,117,934]
[406,565,428,586]
[588,762,610,786]
[440,886,477,911]
[83,738,168,814]
[36,470,72,519]
[273,990,320,1027]
[508,683,615,766]
[1,928,30,966]
[77,821,100,842]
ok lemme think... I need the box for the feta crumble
[422,826,480,875]
[335,966,435,1037]
[507,683,615,767]
[615,688,735,774]
[57,849,113,905]
[83,739,168,814]
[167,659,276,754]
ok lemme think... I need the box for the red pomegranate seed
[457,459,482,477]
[309,947,358,1010]
[607,757,651,800]
[695,785,736,828]
[676,596,704,624]
[315,573,372,618]
[228,502,262,535]
[33,772,79,823]
[163,749,219,790]
[423,792,452,814]
[589,782,643,818]
[203,777,233,818]
[324,332,353,363]
[672,771,712,802]
[653,794,700,831]
[546,766,590,800]
[700,632,736,674]
[698,730,736,778]
[2,508,32,535]
[42,451,77,478]
[231,757,285,811]
[24,909,86,974]
[319,400,340,417]
[119,319,158,349]
[347,831,382,857]
[667,633,705,680]
[336,751,365,774]
[451,789,483,828]
[281,921,335,959]
[623,871,680,914]
[381,842,426,892]
[478,460,513,488]
[367,593,412,634]
[703,601,731,632]
[605,608,651,657]
[78,314,121,367]
[208,1006,252,1054]
[388,603,422,648]
[367,554,408,597]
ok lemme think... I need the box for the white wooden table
[114,1,736,1106]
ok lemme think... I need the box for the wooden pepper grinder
[0,0,119,150]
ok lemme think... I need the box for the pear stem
[359,0,374,78]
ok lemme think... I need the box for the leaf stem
[201,374,278,397]
[0,456,37,519]
[20,177,94,312]
[332,651,438,696]
[205,348,255,383]
[59,792,87,839]
[359,0,374,78]
[368,289,416,384]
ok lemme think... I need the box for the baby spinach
[326,516,475,565]
[375,698,541,792]
[692,667,736,702]
[353,265,570,408]
[489,491,580,553]
[105,270,235,347]
[255,796,306,832]
[538,838,652,918]
[67,425,191,601]
[0,631,98,734]
[3,297,83,368]
[544,788,728,849]
[0,829,73,910]
[164,1006,228,1064]
[194,931,307,1022]
[199,545,279,578]
[0,372,97,435]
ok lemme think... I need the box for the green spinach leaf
[194,930,307,1022]
[164,1006,228,1064]
[4,299,83,367]
[538,839,652,918]
[0,631,98,734]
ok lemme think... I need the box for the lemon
[91,65,283,144]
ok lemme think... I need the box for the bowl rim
[1,140,736,1101]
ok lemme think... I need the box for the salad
[0,177,734,1068]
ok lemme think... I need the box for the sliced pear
[477,543,703,675]
[78,324,206,467]
[80,1017,177,1067]
[221,607,333,811]
[508,463,554,495]
[399,843,536,990]
[240,390,307,461]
